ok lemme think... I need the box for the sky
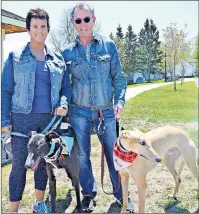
[2,1,198,61]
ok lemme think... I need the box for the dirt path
[126,78,195,100]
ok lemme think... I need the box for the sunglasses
[74,16,91,24]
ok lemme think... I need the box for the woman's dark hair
[26,8,50,32]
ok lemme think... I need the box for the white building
[175,59,196,77]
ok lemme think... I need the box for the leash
[41,115,63,134]
[98,109,121,195]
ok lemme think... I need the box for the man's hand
[54,107,68,116]
[114,105,123,119]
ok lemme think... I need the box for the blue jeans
[69,105,122,200]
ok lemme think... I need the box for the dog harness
[44,135,74,165]
[113,139,138,171]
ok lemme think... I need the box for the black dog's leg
[72,177,82,212]
[46,164,56,213]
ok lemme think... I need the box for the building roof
[2,9,26,22]
[1,9,26,34]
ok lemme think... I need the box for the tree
[114,37,128,74]
[137,18,162,82]
[178,27,192,85]
[49,9,102,52]
[109,32,114,40]
[125,24,138,74]
[116,24,124,39]
[162,23,192,90]
[49,9,76,52]
[192,36,199,75]
[110,25,127,74]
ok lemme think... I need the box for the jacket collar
[21,42,54,59]
[74,34,101,47]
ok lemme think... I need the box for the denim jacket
[62,34,127,109]
[1,43,71,127]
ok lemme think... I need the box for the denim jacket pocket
[13,58,30,87]
[13,58,29,73]
[67,59,82,79]
[97,54,111,76]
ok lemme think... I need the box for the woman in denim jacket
[1,8,71,213]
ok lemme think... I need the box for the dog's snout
[155,156,162,162]
[25,153,34,169]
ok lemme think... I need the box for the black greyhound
[25,124,82,213]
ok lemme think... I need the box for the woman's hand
[1,125,12,133]
[1,126,12,142]
[54,107,68,116]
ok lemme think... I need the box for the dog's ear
[45,131,59,141]
[28,131,37,138]
[120,131,131,138]
[121,126,125,131]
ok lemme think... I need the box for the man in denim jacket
[62,2,134,212]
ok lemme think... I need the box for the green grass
[127,79,165,88]
[1,81,198,213]
[122,81,198,146]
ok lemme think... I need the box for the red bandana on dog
[113,139,138,171]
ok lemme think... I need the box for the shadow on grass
[107,201,121,213]
[45,189,77,213]
[194,208,199,213]
[164,197,190,213]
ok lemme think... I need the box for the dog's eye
[140,140,146,145]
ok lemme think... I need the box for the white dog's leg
[120,172,129,213]
[173,160,184,198]
[135,178,147,213]
[164,148,183,198]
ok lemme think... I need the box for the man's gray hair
[71,2,95,20]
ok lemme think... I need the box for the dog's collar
[118,138,129,152]
[113,138,138,163]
